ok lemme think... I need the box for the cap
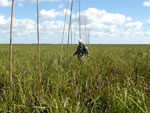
[78,39,82,43]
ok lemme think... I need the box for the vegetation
[0,44,150,113]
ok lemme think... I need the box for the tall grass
[0,45,150,113]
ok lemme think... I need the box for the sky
[0,0,150,44]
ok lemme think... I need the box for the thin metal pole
[9,0,14,102]
[88,30,90,45]
[79,0,81,39]
[60,0,69,62]
[67,0,73,59]
[71,23,73,45]
[84,17,87,44]
[74,0,78,44]
[37,0,42,96]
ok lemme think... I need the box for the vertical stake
[9,0,14,103]
[79,0,81,39]
[37,0,42,99]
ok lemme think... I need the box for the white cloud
[125,21,143,31]
[0,0,11,7]
[15,0,24,7]
[0,8,150,44]
[148,18,150,24]
[18,2,23,7]
[127,17,132,21]
[100,13,126,25]
[72,8,133,36]
[0,14,8,25]
[39,21,63,35]
[0,14,36,41]
[39,9,64,20]
[143,1,150,7]
[81,8,129,26]
[0,13,64,43]
[71,8,148,44]
[58,4,64,9]
[39,8,71,20]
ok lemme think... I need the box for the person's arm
[73,51,78,56]
[73,46,79,56]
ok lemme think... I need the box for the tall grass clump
[0,45,150,113]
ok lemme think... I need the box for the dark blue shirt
[74,44,89,56]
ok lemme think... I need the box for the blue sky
[0,0,150,44]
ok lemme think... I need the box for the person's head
[78,39,83,44]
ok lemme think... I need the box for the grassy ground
[0,45,150,113]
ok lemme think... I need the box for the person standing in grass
[73,39,89,60]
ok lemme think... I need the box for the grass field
[0,45,150,113]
